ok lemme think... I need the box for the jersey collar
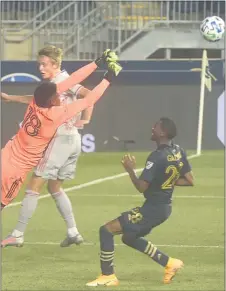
[157,143,171,150]
[51,70,67,82]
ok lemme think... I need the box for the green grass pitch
[2,150,224,290]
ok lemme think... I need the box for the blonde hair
[38,45,63,67]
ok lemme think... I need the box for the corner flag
[201,50,217,92]
[191,49,217,92]
[191,50,218,155]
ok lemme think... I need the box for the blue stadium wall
[1,61,225,152]
[1,60,225,85]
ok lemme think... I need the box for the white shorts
[34,133,81,180]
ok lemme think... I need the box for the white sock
[68,227,79,237]
[13,190,39,237]
[12,229,24,237]
[51,189,79,237]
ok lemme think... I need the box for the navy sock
[99,225,114,275]
[122,235,169,267]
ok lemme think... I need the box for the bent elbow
[138,185,148,193]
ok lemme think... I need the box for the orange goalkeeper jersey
[7,77,109,171]
[9,99,84,170]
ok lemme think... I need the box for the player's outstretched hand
[0,92,10,102]
[95,49,118,68]
[104,61,122,83]
[121,154,136,173]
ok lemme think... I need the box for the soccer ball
[200,16,225,42]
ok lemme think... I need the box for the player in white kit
[1,46,114,248]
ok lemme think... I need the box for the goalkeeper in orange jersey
[1,52,122,215]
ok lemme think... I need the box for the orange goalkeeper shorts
[1,145,27,207]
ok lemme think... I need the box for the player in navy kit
[86,117,194,286]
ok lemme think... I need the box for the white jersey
[52,70,83,136]
[34,70,83,180]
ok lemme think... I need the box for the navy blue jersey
[139,143,191,205]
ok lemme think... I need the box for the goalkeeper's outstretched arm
[75,87,94,128]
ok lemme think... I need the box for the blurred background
[1,0,225,152]
[1,0,225,60]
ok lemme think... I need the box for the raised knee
[121,233,135,246]
[121,234,129,245]
[99,225,107,235]
[99,225,112,237]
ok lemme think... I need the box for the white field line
[7,153,200,208]
[41,194,223,199]
[5,154,223,251]
[22,242,224,249]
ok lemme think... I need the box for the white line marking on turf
[24,242,224,249]
[174,196,224,199]
[7,154,200,208]
[66,195,224,199]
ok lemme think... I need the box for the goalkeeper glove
[104,61,122,83]
[95,49,118,68]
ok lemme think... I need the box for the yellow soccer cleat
[86,274,119,287]
[163,257,184,284]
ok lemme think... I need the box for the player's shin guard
[122,235,169,267]
[99,225,114,275]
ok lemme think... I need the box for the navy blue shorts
[118,203,171,238]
